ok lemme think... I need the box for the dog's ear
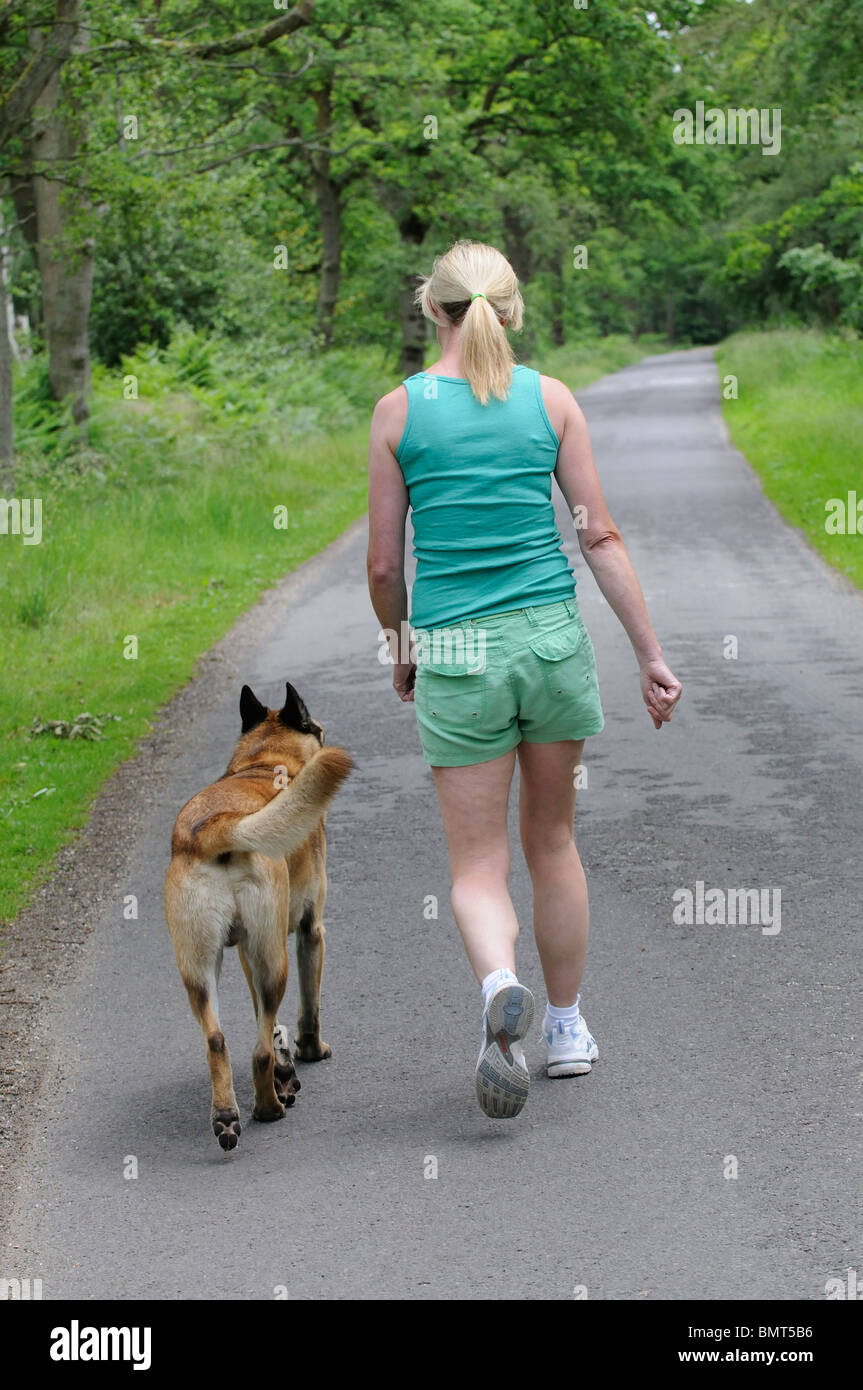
[278,681,313,733]
[240,684,268,733]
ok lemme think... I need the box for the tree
[0,0,317,480]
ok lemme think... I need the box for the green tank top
[396,364,576,628]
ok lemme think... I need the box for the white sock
[481,967,517,1012]
[544,996,581,1031]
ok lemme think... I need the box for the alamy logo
[0,497,42,544]
[0,1276,42,1299]
[672,102,781,156]
[50,1321,152,1370]
[414,628,487,672]
[672,881,781,935]
[825,1269,861,1299]
[824,491,862,534]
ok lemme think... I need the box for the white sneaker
[475,982,534,1119]
[542,997,598,1078]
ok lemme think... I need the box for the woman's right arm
[542,376,683,730]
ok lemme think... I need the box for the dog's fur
[164,681,352,1150]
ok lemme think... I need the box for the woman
[366,240,682,1120]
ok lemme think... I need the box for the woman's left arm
[367,389,415,702]
[548,378,683,731]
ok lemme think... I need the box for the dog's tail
[196,747,353,860]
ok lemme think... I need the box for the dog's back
[170,744,352,862]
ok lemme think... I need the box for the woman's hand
[393,661,416,702]
[640,657,682,730]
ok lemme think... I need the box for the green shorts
[413,597,604,767]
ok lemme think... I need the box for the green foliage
[9,0,860,361]
[720,164,863,327]
[163,327,218,389]
[4,0,860,362]
[28,713,122,741]
[778,244,863,325]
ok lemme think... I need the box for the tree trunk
[398,210,428,378]
[310,87,341,349]
[0,249,12,490]
[313,171,341,348]
[502,205,534,282]
[549,258,565,346]
[665,291,675,345]
[399,281,426,377]
[31,67,94,431]
[9,166,42,334]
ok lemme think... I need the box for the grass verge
[716,328,863,590]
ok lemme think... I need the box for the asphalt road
[4,348,862,1300]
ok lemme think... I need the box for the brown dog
[164,681,352,1151]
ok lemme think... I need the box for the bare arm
[366,388,416,702]
[543,376,682,730]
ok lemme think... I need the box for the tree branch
[0,0,80,152]
[188,48,316,82]
[193,137,315,174]
[94,0,316,61]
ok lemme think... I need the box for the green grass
[1,330,669,930]
[716,328,863,589]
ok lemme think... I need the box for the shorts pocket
[527,621,584,663]
[527,620,586,698]
[415,656,487,723]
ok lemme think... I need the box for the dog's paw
[274,1069,300,1107]
[211,1106,242,1151]
[273,1023,301,1106]
[294,1033,332,1062]
[252,1095,286,1123]
[274,1063,300,1107]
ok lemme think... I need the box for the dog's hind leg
[237,944,259,1019]
[294,899,332,1062]
[182,974,241,1152]
[238,942,300,1112]
[246,945,291,1122]
[166,859,241,1150]
[233,859,296,1122]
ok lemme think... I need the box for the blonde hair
[415,240,524,405]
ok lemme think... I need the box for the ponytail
[415,240,524,405]
[460,294,514,406]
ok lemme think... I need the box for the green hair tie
[470,292,486,301]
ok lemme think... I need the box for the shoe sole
[475,984,534,1119]
[547,1047,598,1079]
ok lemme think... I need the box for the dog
[164,681,352,1151]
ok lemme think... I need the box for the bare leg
[517,739,589,1006]
[430,749,519,981]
